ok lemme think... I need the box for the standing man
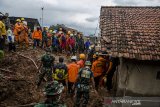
[13,19,22,45]
[53,57,68,94]
[0,16,7,50]
[32,26,42,49]
[19,18,29,49]
[68,34,75,55]
[91,57,105,90]
[41,27,48,48]
[37,48,55,87]
[67,56,79,95]
[74,61,96,107]
[85,38,91,54]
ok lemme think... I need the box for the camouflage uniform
[34,81,66,107]
[75,67,94,107]
[37,53,55,86]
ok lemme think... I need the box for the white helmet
[71,56,77,60]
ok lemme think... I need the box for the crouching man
[34,81,66,107]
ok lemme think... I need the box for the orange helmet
[79,54,85,59]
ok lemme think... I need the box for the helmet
[59,28,62,31]
[71,56,77,61]
[53,30,57,34]
[79,54,85,59]
[68,31,71,34]
[93,54,97,58]
[49,30,53,33]
[44,81,64,95]
[85,61,91,66]
[21,17,25,21]
[16,19,21,22]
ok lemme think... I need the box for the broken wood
[16,53,38,69]
[0,68,13,73]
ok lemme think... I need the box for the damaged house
[100,6,160,96]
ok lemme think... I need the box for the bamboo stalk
[16,53,38,69]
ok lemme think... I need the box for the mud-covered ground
[0,48,110,107]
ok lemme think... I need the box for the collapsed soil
[0,49,109,107]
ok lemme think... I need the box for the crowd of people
[0,15,119,107]
[35,47,119,107]
[0,16,91,56]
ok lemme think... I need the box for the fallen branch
[16,53,38,69]
[0,68,13,73]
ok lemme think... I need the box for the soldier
[37,48,55,87]
[74,61,96,107]
[34,81,66,107]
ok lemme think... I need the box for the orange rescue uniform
[67,62,79,83]
[32,30,42,40]
[91,57,105,77]
[13,22,22,42]
[19,23,29,48]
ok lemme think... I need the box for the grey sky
[0,0,160,35]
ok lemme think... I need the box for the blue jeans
[33,39,40,48]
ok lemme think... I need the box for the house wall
[116,58,160,96]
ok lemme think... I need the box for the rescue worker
[32,26,42,49]
[85,38,91,54]
[106,56,119,91]
[47,30,52,47]
[7,28,16,52]
[13,19,22,44]
[77,54,86,69]
[78,33,85,53]
[67,56,79,94]
[37,48,55,87]
[41,27,48,48]
[53,57,68,93]
[34,81,66,107]
[60,33,66,53]
[58,27,63,35]
[91,56,105,90]
[66,31,71,52]
[52,31,59,54]
[68,34,75,55]
[19,18,29,49]
[87,45,95,62]
[74,61,96,107]
[0,16,7,50]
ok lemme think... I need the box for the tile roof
[100,6,160,61]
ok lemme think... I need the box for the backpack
[55,68,65,80]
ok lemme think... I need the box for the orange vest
[32,30,42,40]
[67,62,79,83]
[91,59,104,77]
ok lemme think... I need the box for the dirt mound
[0,50,44,106]
[0,49,107,107]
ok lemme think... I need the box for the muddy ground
[0,49,110,107]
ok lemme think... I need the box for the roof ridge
[101,6,160,8]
